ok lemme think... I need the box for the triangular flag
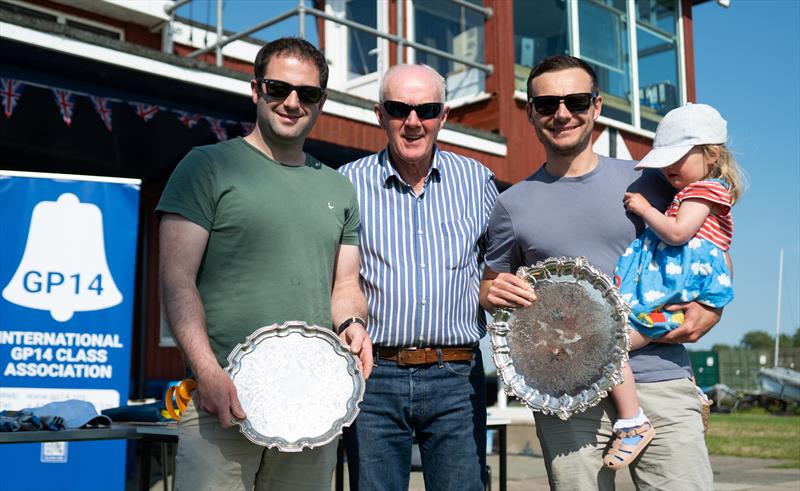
[90,96,113,131]
[205,117,228,141]
[176,110,202,128]
[52,89,75,126]
[0,78,24,119]
[134,103,160,122]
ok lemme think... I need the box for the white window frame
[325,0,388,101]
[404,0,489,103]
[566,0,685,135]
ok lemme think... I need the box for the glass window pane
[513,0,569,93]
[578,0,632,124]
[636,0,677,35]
[637,26,680,131]
[346,0,377,79]
[413,0,485,99]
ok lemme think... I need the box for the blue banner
[0,171,141,491]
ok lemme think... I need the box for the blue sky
[181,0,800,349]
[691,0,800,349]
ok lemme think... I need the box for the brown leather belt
[377,346,475,366]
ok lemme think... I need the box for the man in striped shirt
[339,64,499,491]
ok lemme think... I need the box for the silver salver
[225,321,365,452]
[488,257,630,420]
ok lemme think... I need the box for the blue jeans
[343,347,486,491]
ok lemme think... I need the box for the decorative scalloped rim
[488,257,631,420]
[224,321,365,451]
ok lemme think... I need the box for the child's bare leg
[604,362,655,470]
[611,364,640,419]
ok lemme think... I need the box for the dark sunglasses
[382,100,444,120]
[256,78,325,104]
[529,92,597,115]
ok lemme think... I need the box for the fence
[689,348,800,392]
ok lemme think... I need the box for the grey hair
[379,64,447,104]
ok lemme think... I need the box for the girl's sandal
[603,422,656,470]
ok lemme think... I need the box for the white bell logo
[2,193,123,322]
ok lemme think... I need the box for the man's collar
[380,146,442,187]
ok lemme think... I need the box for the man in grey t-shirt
[479,55,722,490]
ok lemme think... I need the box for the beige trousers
[534,377,713,491]
[174,400,338,491]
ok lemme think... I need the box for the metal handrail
[186,8,299,59]
[166,0,493,74]
[449,0,493,18]
[305,6,493,74]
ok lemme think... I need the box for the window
[408,0,486,100]
[636,0,681,131]
[513,0,569,93]
[345,0,378,80]
[579,0,633,124]
[324,0,387,100]
[513,0,684,132]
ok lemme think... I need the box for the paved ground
[136,452,800,490]
[400,454,800,491]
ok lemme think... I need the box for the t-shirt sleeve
[155,148,217,231]
[340,187,360,246]
[484,200,523,274]
[678,180,732,215]
[483,174,500,221]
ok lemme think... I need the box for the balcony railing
[162,0,493,75]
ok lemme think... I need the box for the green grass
[707,409,800,468]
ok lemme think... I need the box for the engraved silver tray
[488,257,630,420]
[225,321,365,451]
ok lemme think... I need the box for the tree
[793,327,800,348]
[740,331,774,350]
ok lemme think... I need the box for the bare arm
[479,267,536,314]
[159,214,245,427]
[331,244,373,379]
[624,193,711,246]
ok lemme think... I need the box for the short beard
[535,124,592,158]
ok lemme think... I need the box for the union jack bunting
[133,103,160,122]
[1,78,24,119]
[240,122,255,135]
[175,110,201,128]
[52,89,75,126]
[90,96,113,131]
[205,117,228,141]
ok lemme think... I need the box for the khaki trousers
[534,377,713,491]
[174,400,338,491]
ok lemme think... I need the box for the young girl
[603,103,744,470]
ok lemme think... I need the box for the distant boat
[757,367,800,404]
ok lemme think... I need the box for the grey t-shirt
[485,155,691,382]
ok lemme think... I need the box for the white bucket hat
[635,103,727,169]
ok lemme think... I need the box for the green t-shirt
[156,137,360,366]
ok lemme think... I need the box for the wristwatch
[336,317,366,334]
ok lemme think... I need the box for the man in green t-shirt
[157,37,372,491]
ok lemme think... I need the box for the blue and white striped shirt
[339,147,499,347]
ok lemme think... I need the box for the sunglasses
[382,100,444,120]
[529,93,597,115]
[256,78,325,104]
